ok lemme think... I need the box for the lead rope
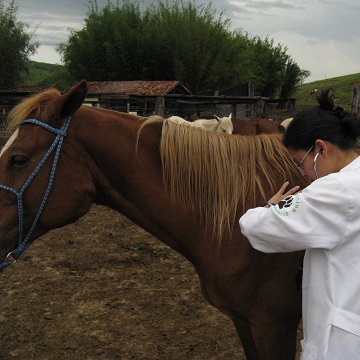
[0,117,72,269]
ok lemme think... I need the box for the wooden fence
[0,89,296,127]
[98,94,295,119]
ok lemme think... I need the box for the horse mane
[140,117,300,242]
[6,88,61,132]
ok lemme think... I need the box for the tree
[279,60,311,98]
[0,0,39,89]
[58,0,310,95]
[58,0,241,92]
[58,0,148,82]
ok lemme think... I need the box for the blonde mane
[140,117,300,241]
[6,88,61,132]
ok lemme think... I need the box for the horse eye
[10,155,29,168]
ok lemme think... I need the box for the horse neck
[73,110,198,257]
[75,110,161,202]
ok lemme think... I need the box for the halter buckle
[5,252,17,264]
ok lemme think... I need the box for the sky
[14,0,360,83]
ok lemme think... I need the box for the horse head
[214,113,233,134]
[0,80,93,267]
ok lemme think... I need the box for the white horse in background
[279,117,293,132]
[168,114,233,134]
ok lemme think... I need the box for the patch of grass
[23,61,64,85]
[294,73,360,111]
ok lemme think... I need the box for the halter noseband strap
[0,117,72,269]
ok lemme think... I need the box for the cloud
[229,0,300,11]
[271,31,360,80]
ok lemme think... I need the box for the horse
[168,113,233,134]
[188,113,280,136]
[0,80,308,360]
[232,117,281,135]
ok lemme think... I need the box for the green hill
[23,61,64,85]
[21,61,74,90]
[294,73,360,111]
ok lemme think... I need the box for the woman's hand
[266,181,300,206]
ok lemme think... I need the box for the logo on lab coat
[278,195,293,209]
[274,194,300,216]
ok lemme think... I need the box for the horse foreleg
[249,315,299,360]
[232,315,260,360]
[232,314,299,360]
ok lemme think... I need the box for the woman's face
[288,140,358,181]
[288,147,324,181]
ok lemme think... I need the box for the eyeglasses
[296,145,314,173]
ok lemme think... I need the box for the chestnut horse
[232,118,281,135]
[0,81,308,360]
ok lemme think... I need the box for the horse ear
[229,113,232,120]
[59,80,88,119]
[214,114,220,122]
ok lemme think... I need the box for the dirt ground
[0,205,302,360]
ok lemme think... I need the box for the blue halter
[0,116,72,269]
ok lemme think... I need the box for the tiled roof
[86,81,192,96]
[16,84,56,92]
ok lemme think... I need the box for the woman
[240,87,360,359]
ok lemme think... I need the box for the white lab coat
[239,156,360,359]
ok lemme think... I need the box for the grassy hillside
[21,61,75,90]
[294,73,360,111]
[23,61,64,85]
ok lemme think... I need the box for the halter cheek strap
[0,117,72,269]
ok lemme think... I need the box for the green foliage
[146,1,248,92]
[58,0,148,81]
[280,60,310,98]
[0,0,39,89]
[58,0,309,95]
[237,36,310,98]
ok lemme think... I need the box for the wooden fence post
[254,98,265,117]
[351,84,360,114]
[287,99,296,113]
[155,96,165,117]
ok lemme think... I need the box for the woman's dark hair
[283,87,360,150]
